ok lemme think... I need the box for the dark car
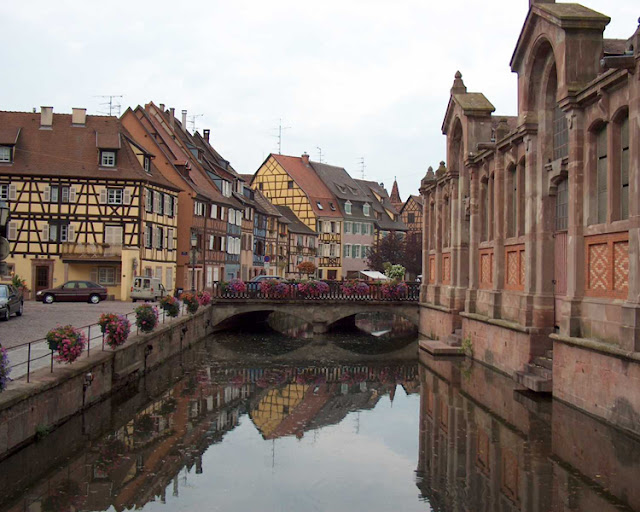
[36,280,108,304]
[249,275,283,283]
[0,283,24,320]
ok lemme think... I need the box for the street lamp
[190,232,198,292]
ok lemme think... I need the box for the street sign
[264,256,270,263]
[0,237,9,261]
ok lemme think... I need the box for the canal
[0,314,639,511]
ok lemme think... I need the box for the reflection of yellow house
[0,108,179,300]
[251,384,308,438]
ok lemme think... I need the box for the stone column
[465,163,480,313]
[454,171,470,312]
[433,180,443,305]
[521,132,538,326]
[489,153,505,318]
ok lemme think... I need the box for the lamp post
[190,232,197,292]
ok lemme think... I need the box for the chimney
[71,108,87,126]
[169,108,175,129]
[203,129,210,142]
[301,152,310,166]
[159,103,165,111]
[182,110,187,130]
[40,106,53,128]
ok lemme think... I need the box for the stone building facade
[419,0,640,435]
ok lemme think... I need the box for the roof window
[316,201,324,210]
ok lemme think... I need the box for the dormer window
[101,150,116,167]
[344,201,352,215]
[316,201,323,210]
[0,146,12,163]
[363,203,370,216]
[329,202,336,211]
[143,156,151,173]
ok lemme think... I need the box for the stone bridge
[208,299,420,335]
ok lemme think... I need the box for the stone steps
[532,355,553,370]
[419,338,463,356]
[515,371,552,393]
[515,350,554,393]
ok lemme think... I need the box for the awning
[359,270,389,280]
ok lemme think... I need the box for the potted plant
[0,344,10,392]
[180,291,199,314]
[98,313,131,349]
[159,295,180,317]
[134,304,158,333]
[46,325,87,363]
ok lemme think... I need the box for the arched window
[553,104,568,160]
[620,115,629,220]
[596,125,608,224]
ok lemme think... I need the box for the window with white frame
[105,225,123,245]
[329,244,336,257]
[98,267,117,285]
[343,244,351,258]
[344,221,352,234]
[353,222,360,234]
[145,189,152,212]
[0,146,12,163]
[100,151,116,167]
[144,225,152,248]
[107,188,123,205]
[363,203,370,216]
[352,245,361,258]
[344,201,352,215]
[156,226,163,249]
[363,245,370,258]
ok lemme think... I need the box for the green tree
[366,232,406,273]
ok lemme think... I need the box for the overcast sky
[1,0,636,200]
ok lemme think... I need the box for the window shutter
[90,268,98,282]
[42,223,50,241]
[100,189,107,204]
[69,187,77,203]
[68,224,75,242]
[8,185,16,201]
[7,221,16,240]
[123,189,131,205]
[43,186,50,202]
[209,235,214,250]
[151,225,157,248]
[221,237,226,252]
[165,194,170,215]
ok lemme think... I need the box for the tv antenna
[316,146,323,163]
[95,95,123,116]
[274,118,291,154]
[188,114,204,133]
[358,157,366,179]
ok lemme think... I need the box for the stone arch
[524,37,558,115]
[448,117,464,174]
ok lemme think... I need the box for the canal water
[0,314,639,512]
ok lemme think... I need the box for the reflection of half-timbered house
[0,108,178,300]
[253,153,342,279]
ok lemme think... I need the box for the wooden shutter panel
[7,221,16,240]
[8,184,16,201]
[43,186,50,202]
[221,237,225,252]
[123,189,131,205]
[68,224,75,242]
[69,187,77,203]
[164,194,170,215]
[42,224,50,241]
[100,189,107,204]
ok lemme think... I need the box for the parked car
[130,276,166,302]
[249,275,283,283]
[0,283,23,320]
[36,280,108,304]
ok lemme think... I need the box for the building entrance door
[35,266,50,292]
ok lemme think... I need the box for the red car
[36,280,108,304]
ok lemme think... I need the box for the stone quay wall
[0,306,214,461]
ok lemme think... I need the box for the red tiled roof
[272,154,342,218]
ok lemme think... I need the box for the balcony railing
[60,242,122,259]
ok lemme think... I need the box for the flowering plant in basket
[340,280,370,296]
[297,280,329,297]
[98,313,131,349]
[380,281,408,299]
[0,345,10,392]
[197,291,211,306]
[134,304,158,333]
[259,280,290,298]
[46,325,87,363]
[222,279,246,295]
[160,295,180,317]
[180,291,199,314]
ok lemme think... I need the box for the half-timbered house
[0,107,179,300]
[275,205,318,279]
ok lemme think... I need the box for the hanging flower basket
[221,279,246,295]
[134,304,158,333]
[98,313,131,349]
[159,295,180,317]
[340,280,370,296]
[197,291,211,306]
[380,281,408,299]
[180,291,199,314]
[0,346,10,392]
[46,325,87,364]
[296,280,329,297]
[259,280,290,298]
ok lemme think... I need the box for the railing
[4,301,192,384]
[212,280,420,302]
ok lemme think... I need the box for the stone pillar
[454,171,470,312]
[465,163,480,313]
[433,180,443,305]
[521,132,538,326]
[489,153,505,319]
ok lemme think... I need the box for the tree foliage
[367,232,422,278]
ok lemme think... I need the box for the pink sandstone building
[419,0,640,435]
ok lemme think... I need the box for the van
[130,276,166,302]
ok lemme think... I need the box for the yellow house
[0,107,179,301]
[252,153,343,280]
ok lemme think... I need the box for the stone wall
[0,307,213,461]
[418,304,458,340]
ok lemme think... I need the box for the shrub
[197,291,211,306]
[98,313,131,349]
[0,346,10,392]
[159,295,180,317]
[221,279,246,294]
[46,325,87,363]
[180,291,199,314]
[297,280,329,297]
[384,263,406,280]
[340,280,370,296]
[134,304,158,333]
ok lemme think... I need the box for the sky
[1,0,636,201]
